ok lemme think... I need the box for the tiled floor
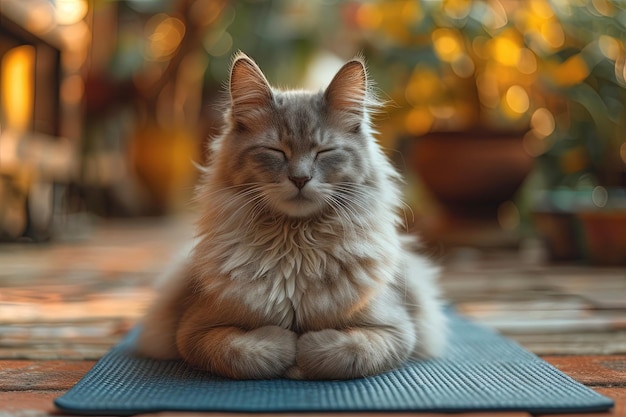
[0,215,625,416]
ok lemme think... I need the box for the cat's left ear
[229,53,273,131]
[324,59,367,131]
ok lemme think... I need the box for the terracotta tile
[0,390,62,415]
[138,413,532,417]
[0,360,94,391]
[542,356,626,386]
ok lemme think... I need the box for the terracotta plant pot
[578,210,626,265]
[532,211,583,261]
[410,130,533,219]
[131,123,199,214]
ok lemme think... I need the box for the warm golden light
[476,72,500,108]
[54,0,88,25]
[405,67,442,105]
[531,108,555,137]
[505,85,530,114]
[540,20,565,49]
[491,35,521,66]
[432,29,463,62]
[356,4,383,29]
[530,0,554,19]
[1,46,35,132]
[405,107,433,136]
[443,0,471,20]
[146,14,186,61]
[25,2,56,34]
[482,1,507,30]
[517,48,537,74]
[451,54,475,78]
[620,142,626,165]
[551,54,590,86]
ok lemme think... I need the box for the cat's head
[213,52,386,219]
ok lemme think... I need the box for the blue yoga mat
[55,312,613,415]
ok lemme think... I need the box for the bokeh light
[145,14,186,61]
[1,45,35,132]
[54,0,88,26]
[531,108,556,138]
[505,85,530,115]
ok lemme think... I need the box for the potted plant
[349,0,626,260]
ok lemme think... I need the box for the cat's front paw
[222,325,297,379]
[289,329,400,380]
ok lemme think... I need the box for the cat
[135,52,446,380]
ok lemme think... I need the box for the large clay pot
[130,123,198,214]
[578,210,626,265]
[410,130,534,219]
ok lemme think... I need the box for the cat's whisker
[322,195,354,241]
[398,200,415,232]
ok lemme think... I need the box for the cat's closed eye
[316,148,337,156]
[263,147,287,158]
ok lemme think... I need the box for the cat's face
[217,55,375,218]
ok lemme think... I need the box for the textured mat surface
[55,312,613,415]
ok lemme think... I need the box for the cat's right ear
[229,53,273,131]
[324,59,368,132]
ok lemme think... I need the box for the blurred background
[1,0,626,265]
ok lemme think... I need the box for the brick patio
[0,215,624,417]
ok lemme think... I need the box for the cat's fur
[135,52,446,380]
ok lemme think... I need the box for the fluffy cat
[135,52,446,380]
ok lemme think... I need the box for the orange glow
[146,14,186,61]
[432,29,463,62]
[475,72,500,108]
[530,0,554,19]
[620,142,626,164]
[25,2,55,34]
[54,0,88,25]
[451,54,475,78]
[531,108,556,137]
[505,85,530,114]
[405,107,433,136]
[540,20,565,49]
[517,48,537,74]
[359,1,421,43]
[1,46,35,132]
[356,4,383,29]
[405,67,442,105]
[550,54,590,86]
[443,0,471,20]
[490,35,521,66]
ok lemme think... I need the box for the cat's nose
[289,176,311,190]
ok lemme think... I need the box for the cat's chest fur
[215,220,381,331]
